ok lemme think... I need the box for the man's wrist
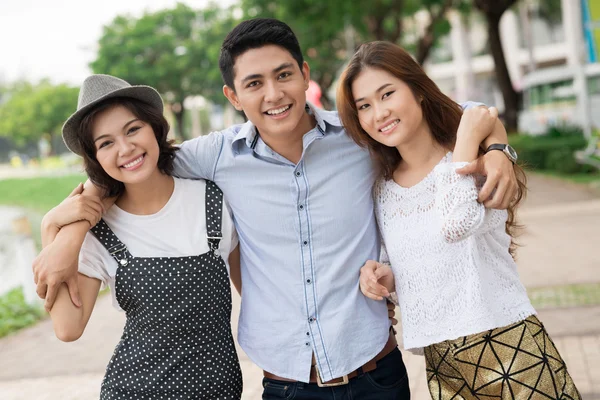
[485,143,518,163]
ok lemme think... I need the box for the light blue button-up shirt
[172,105,389,382]
[174,101,481,381]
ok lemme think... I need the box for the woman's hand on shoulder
[457,106,499,143]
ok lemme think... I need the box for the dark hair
[337,41,526,257]
[77,97,178,198]
[219,18,304,90]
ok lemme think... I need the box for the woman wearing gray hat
[41,74,243,399]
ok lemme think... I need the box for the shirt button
[309,317,315,323]
[299,204,304,210]
[303,240,308,245]
[305,342,310,346]
[306,279,311,284]
[295,171,302,177]
[306,332,310,336]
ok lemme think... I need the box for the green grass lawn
[0,174,85,338]
[0,174,86,214]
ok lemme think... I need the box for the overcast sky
[0,0,236,86]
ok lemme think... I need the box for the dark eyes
[245,72,292,88]
[357,91,395,111]
[97,126,141,149]
[98,140,112,149]
[127,126,141,135]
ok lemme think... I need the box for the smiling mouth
[264,105,291,116]
[380,119,400,133]
[121,154,145,169]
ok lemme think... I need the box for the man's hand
[33,238,81,311]
[359,260,395,301]
[456,150,517,209]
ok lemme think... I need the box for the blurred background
[0,0,598,399]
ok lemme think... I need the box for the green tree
[537,0,562,26]
[473,0,521,132]
[91,3,238,140]
[241,0,461,108]
[0,81,78,149]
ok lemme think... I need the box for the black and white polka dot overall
[91,181,242,399]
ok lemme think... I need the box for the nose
[264,80,284,103]
[374,103,390,122]
[116,136,135,157]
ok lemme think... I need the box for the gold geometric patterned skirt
[424,315,581,399]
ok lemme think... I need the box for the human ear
[301,62,311,90]
[223,85,243,111]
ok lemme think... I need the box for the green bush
[0,287,44,338]
[545,124,583,138]
[509,133,594,174]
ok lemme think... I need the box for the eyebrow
[354,83,393,104]
[240,62,295,85]
[93,118,140,143]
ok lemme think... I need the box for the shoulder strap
[205,181,224,255]
[90,219,133,267]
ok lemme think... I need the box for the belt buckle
[316,368,349,388]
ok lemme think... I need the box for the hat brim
[62,85,164,156]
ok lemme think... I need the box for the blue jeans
[262,347,410,399]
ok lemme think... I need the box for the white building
[423,0,587,115]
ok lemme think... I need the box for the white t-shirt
[78,177,238,311]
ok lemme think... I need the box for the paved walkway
[0,174,599,399]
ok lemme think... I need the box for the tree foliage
[0,81,78,146]
[90,3,238,139]
[536,0,562,26]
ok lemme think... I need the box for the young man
[35,18,518,399]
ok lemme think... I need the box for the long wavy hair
[337,41,526,257]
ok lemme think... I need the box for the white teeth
[123,155,143,168]
[380,120,399,132]
[267,105,290,115]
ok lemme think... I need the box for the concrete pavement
[0,173,598,399]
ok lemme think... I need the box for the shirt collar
[231,102,342,151]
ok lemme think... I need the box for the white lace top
[375,152,535,353]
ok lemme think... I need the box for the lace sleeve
[433,162,486,243]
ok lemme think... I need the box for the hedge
[508,133,594,174]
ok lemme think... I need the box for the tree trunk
[415,0,453,65]
[315,73,335,111]
[416,30,435,65]
[487,15,520,132]
[173,107,187,141]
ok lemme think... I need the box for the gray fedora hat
[62,74,164,156]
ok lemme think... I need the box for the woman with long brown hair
[338,41,580,399]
